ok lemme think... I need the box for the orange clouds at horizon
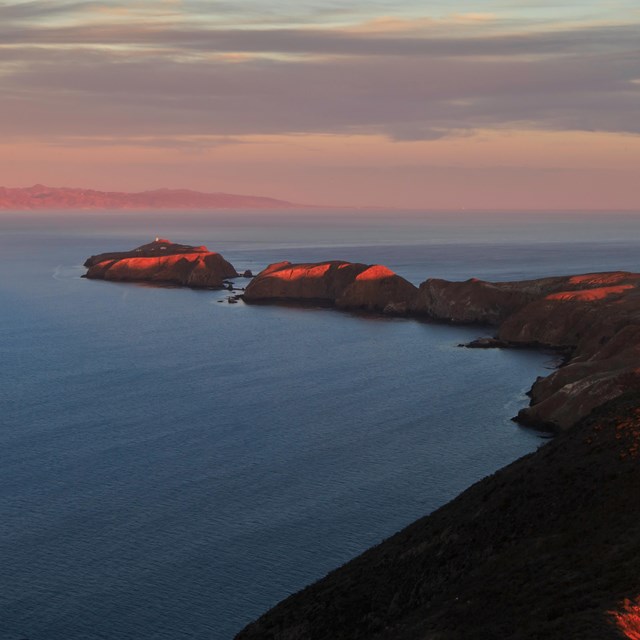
[1,130,639,210]
[1,2,639,210]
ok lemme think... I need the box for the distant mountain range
[0,184,301,210]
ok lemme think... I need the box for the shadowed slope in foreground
[238,265,640,639]
[236,394,640,640]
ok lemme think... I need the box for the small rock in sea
[464,337,508,349]
[243,270,253,278]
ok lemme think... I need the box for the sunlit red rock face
[611,597,640,639]
[236,394,640,640]
[409,275,567,325]
[84,239,238,287]
[243,260,417,313]
[412,271,640,431]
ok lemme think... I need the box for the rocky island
[84,239,238,288]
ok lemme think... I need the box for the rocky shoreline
[84,242,640,638]
[83,244,640,432]
[236,394,640,640]
[239,260,640,638]
[243,260,640,433]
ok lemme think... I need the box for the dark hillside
[237,393,640,639]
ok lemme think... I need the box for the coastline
[236,393,640,640]
[82,245,640,637]
[241,260,640,433]
[235,261,640,637]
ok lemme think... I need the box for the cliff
[81,246,640,637]
[84,239,238,288]
[243,261,418,314]
[234,267,640,639]
[0,184,299,210]
[245,265,640,432]
[236,394,640,640]
[411,272,640,431]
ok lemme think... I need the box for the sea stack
[84,238,238,288]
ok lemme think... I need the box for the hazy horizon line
[1,183,639,214]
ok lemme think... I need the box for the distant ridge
[0,184,304,210]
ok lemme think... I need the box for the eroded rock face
[410,276,563,325]
[496,275,640,429]
[413,271,640,431]
[243,260,417,313]
[84,246,640,432]
[0,184,298,210]
[498,275,640,353]
[245,266,640,430]
[84,239,238,288]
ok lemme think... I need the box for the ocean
[1,209,639,639]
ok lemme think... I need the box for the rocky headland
[245,263,640,433]
[83,247,640,637]
[84,249,640,433]
[84,239,238,288]
[235,264,640,640]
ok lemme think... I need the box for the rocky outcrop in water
[84,243,640,431]
[84,239,238,288]
[243,260,418,314]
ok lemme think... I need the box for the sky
[1,0,639,209]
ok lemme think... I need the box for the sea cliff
[243,260,417,314]
[236,393,640,640]
[84,247,640,637]
[236,265,640,640]
[245,263,640,433]
[84,239,238,288]
[0,184,299,210]
[411,272,640,431]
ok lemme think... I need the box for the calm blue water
[1,210,639,640]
